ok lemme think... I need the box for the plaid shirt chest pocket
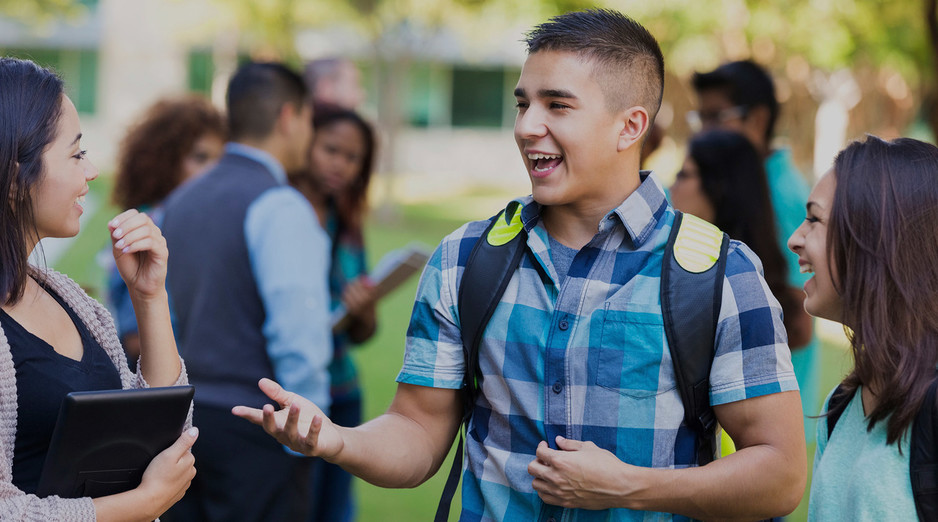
[595,302,676,399]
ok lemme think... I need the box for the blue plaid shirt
[397,174,797,521]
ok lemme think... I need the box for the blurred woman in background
[290,103,377,522]
[108,96,225,369]
[670,128,812,352]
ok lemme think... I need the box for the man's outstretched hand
[232,378,344,459]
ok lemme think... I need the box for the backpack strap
[825,384,853,441]
[911,373,938,521]
[434,202,527,522]
[660,211,730,465]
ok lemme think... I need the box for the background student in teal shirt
[690,60,818,437]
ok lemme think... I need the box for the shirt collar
[513,170,670,248]
[225,142,287,185]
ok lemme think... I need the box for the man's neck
[233,137,286,167]
[541,174,642,250]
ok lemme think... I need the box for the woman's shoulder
[28,266,93,305]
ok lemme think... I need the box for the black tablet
[36,385,194,499]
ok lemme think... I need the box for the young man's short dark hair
[692,60,779,143]
[524,8,665,122]
[227,62,308,141]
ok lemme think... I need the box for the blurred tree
[0,0,83,21]
[926,0,938,139]
[203,0,936,178]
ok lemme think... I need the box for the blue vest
[162,153,279,410]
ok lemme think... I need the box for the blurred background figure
[304,57,366,110]
[671,130,811,361]
[107,95,226,370]
[161,61,330,522]
[689,60,819,437]
[289,103,378,522]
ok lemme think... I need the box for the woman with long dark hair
[789,135,938,519]
[671,129,812,350]
[289,103,377,522]
[0,57,196,520]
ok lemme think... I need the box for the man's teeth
[527,153,562,160]
[77,195,86,207]
[799,264,814,274]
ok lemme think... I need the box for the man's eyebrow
[806,201,824,213]
[70,133,82,147]
[539,89,577,100]
[512,87,578,100]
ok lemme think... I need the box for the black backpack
[825,374,938,520]
[434,206,730,521]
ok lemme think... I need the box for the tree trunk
[926,0,938,140]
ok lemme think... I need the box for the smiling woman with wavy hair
[789,135,938,520]
[107,95,225,369]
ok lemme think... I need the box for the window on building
[398,63,520,129]
[403,62,451,127]
[1,48,98,114]
[187,50,214,95]
[451,67,506,128]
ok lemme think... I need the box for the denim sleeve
[245,187,333,408]
[107,267,138,339]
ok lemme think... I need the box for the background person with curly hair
[108,95,226,369]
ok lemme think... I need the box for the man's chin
[530,187,567,208]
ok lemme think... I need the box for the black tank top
[1,285,122,494]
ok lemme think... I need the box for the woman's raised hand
[109,209,169,300]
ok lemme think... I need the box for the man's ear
[743,105,771,149]
[275,102,299,136]
[617,106,650,153]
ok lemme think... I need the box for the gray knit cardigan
[0,267,189,521]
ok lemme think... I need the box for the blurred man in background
[162,62,332,522]
[690,60,818,436]
[304,57,365,110]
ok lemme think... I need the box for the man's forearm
[328,384,463,488]
[619,444,804,520]
[330,409,459,488]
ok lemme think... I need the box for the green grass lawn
[56,179,852,521]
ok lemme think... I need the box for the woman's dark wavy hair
[311,103,376,241]
[112,95,225,210]
[0,58,64,304]
[830,135,938,446]
[687,130,793,318]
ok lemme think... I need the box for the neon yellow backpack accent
[486,207,524,246]
[720,428,736,457]
[672,214,723,273]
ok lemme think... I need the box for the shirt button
[552,381,563,394]
[558,319,569,330]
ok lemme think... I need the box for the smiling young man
[233,9,806,521]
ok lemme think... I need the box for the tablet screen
[36,385,194,499]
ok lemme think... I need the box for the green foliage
[202,0,934,90]
[0,0,85,21]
